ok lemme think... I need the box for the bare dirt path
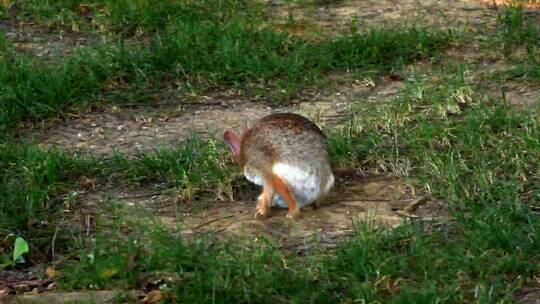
[78,172,445,251]
[30,77,400,155]
[264,0,499,36]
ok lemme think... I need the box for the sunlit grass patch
[0,23,450,132]
[113,137,237,201]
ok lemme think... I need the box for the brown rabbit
[223,113,334,218]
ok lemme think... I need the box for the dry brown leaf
[79,176,98,190]
[45,266,58,279]
[142,290,163,304]
[76,4,92,15]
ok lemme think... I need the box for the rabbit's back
[242,113,329,164]
[241,113,334,208]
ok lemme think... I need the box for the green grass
[113,137,236,201]
[0,142,103,261]
[489,2,540,83]
[0,26,450,131]
[495,2,539,55]
[52,66,540,302]
[1,0,539,302]
[0,36,115,133]
[0,137,240,261]
[0,0,451,133]
[2,0,257,35]
[331,64,539,204]
[59,213,538,303]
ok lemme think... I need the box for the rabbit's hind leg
[271,174,299,219]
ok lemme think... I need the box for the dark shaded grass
[0,25,450,133]
[0,142,102,259]
[491,2,540,82]
[59,194,538,302]
[1,0,255,35]
[0,137,237,260]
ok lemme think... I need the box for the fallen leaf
[45,266,58,279]
[100,268,119,279]
[23,288,39,296]
[79,176,97,190]
[76,4,91,15]
[142,290,163,304]
[15,283,29,293]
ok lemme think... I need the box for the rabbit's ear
[223,131,241,156]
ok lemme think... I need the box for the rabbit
[223,113,334,218]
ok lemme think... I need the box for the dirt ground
[265,0,496,34]
[6,0,538,255]
[80,172,444,249]
[8,0,533,156]
[28,78,397,155]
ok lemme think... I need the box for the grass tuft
[0,141,102,260]
[113,137,236,201]
[0,0,451,133]
[491,2,540,82]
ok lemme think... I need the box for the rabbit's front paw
[255,207,270,218]
[255,196,270,218]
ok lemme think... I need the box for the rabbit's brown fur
[224,113,334,218]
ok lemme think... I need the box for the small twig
[459,7,486,11]
[204,227,228,236]
[118,193,162,200]
[116,102,181,107]
[116,101,226,107]
[85,214,92,236]
[403,197,430,213]
[343,198,394,203]
[527,204,540,211]
[194,215,235,230]
[53,190,90,203]
[396,210,419,218]
[51,219,64,260]
[231,200,254,204]
[419,217,448,222]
